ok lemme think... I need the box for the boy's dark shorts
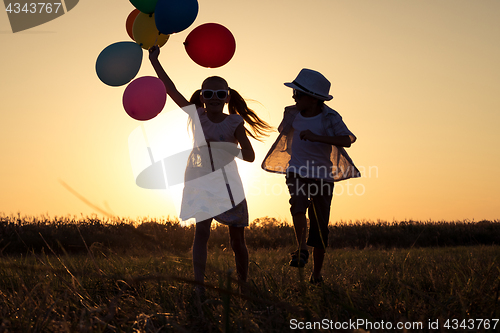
[286,172,334,249]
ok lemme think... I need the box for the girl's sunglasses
[201,89,229,100]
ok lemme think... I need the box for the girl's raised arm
[149,46,190,108]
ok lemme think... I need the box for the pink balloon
[123,76,166,121]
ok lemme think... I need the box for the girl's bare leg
[228,226,249,283]
[193,219,212,288]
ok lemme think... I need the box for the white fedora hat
[284,68,333,101]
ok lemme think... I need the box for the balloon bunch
[95,0,237,121]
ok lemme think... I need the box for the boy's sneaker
[289,249,309,267]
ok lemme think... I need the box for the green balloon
[129,0,158,14]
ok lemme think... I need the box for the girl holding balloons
[149,45,271,295]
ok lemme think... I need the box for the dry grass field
[1,215,499,332]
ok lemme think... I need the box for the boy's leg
[287,173,311,251]
[228,226,249,283]
[193,219,212,286]
[307,180,334,281]
[312,247,325,281]
[292,213,308,251]
[286,173,312,267]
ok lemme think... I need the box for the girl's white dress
[179,107,248,226]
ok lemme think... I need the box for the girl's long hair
[189,77,272,141]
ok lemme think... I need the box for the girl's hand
[208,142,242,168]
[149,45,160,61]
[234,123,255,162]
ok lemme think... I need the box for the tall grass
[1,214,499,332]
[1,246,499,331]
[1,214,499,255]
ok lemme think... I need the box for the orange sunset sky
[1,0,499,223]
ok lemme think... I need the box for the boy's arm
[299,130,352,148]
[149,46,190,108]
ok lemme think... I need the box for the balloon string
[154,31,162,47]
[141,124,154,164]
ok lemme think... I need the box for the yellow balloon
[132,13,170,50]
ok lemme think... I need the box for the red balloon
[184,23,236,68]
[123,76,166,121]
[126,9,140,41]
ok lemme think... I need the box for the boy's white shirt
[262,104,361,181]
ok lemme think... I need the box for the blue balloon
[96,42,143,87]
[155,0,199,35]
